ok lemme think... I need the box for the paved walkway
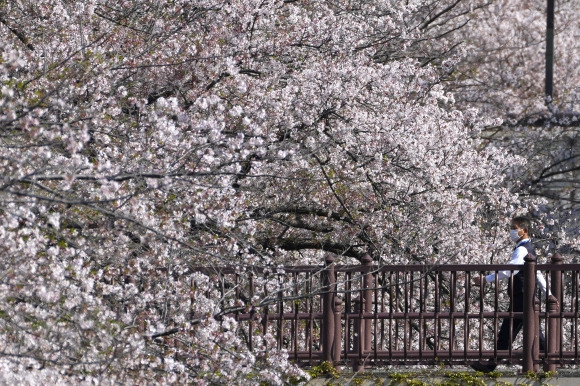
[306,368,580,385]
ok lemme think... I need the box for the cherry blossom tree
[2,0,573,383]
[446,0,580,257]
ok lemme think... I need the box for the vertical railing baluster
[478,269,484,362]
[406,271,412,361]
[495,272,500,363]
[388,271,394,361]
[450,270,456,362]
[572,271,580,358]
[403,272,412,360]
[419,271,425,361]
[373,269,378,363]
[534,297,541,372]
[306,270,310,354]
[434,270,440,358]
[352,298,364,371]
[292,272,298,361]
[464,270,470,363]
[380,271,385,353]
[277,274,283,350]
[322,254,336,364]
[550,254,563,368]
[249,273,255,351]
[396,271,400,353]
[306,271,313,362]
[345,271,352,362]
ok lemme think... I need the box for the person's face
[510,221,526,241]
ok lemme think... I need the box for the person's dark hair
[512,216,532,231]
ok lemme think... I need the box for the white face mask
[509,229,521,243]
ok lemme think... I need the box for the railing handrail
[189,262,580,274]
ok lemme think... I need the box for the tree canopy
[0,0,578,383]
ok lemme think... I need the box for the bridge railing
[193,253,580,373]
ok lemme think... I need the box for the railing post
[322,254,336,364]
[523,253,537,373]
[333,297,343,368]
[362,254,373,355]
[546,253,562,372]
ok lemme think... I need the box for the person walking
[470,216,558,373]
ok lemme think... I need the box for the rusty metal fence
[195,253,580,372]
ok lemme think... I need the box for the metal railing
[195,253,580,372]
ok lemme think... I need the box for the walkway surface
[306,368,580,385]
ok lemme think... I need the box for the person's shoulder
[521,240,535,251]
[515,241,534,256]
[513,243,530,256]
